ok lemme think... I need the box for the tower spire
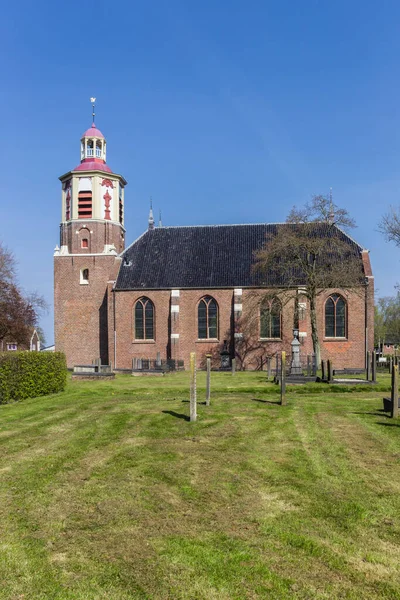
[158,210,162,228]
[148,198,154,230]
[90,97,96,125]
[328,187,335,224]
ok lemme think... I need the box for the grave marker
[190,352,197,422]
[391,365,399,419]
[280,351,286,405]
[206,356,211,406]
[327,359,333,383]
[267,357,271,380]
[372,352,376,383]
[366,351,371,381]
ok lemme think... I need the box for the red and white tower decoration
[56,98,127,256]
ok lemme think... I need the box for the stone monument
[290,328,303,376]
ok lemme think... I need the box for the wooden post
[327,359,333,383]
[391,365,399,419]
[372,351,376,383]
[267,357,271,380]
[280,351,286,406]
[321,360,326,381]
[366,351,371,381]
[231,358,236,375]
[206,357,211,406]
[190,352,197,422]
[389,357,393,374]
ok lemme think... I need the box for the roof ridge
[141,222,290,229]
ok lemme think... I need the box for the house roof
[115,223,366,291]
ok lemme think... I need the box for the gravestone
[280,351,286,406]
[392,365,399,419]
[220,340,230,371]
[190,352,197,422]
[290,335,302,376]
[206,356,211,406]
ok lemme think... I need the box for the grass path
[0,372,399,599]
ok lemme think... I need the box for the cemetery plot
[0,371,397,599]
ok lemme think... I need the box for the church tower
[54,101,127,367]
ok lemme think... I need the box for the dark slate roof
[115,223,365,290]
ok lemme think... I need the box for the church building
[54,115,374,370]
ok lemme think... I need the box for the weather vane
[90,97,96,124]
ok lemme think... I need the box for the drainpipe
[364,277,369,369]
[113,289,117,370]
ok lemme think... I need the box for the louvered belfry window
[325,294,346,337]
[198,296,218,339]
[78,190,92,218]
[135,297,154,340]
[260,298,282,338]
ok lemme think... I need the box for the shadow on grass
[181,400,207,405]
[376,422,400,427]
[252,398,281,405]
[351,411,391,418]
[162,410,190,422]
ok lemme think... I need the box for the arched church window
[325,294,347,338]
[260,298,282,339]
[134,297,154,340]
[198,296,218,339]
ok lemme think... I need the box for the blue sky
[1,0,400,344]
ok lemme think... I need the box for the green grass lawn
[0,371,399,599]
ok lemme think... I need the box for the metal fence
[266,354,317,377]
[132,358,184,372]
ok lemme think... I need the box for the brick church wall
[110,279,374,371]
[54,254,118,368]
[111,290,172,370]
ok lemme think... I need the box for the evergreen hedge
[0,352,67,404]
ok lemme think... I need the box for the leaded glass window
[198,296,218,339]
[325,294,346,338]
[135,297,154,340]
[260,298,282,339]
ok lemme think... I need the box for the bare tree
[379,206,400,247]
[254,195,364,366]
[375,293,400,346]
[199,299,280,371]
[287,194,356,230]
[234,298,274,370]
[0,242,16,286]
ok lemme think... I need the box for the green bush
[0,352,67,404]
